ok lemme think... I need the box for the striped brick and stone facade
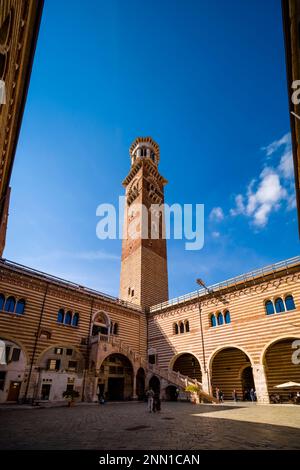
[148,257,300,403]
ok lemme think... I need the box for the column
[252,364,270,404]
[132,373,138,400]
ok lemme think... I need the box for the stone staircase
[90,334,217,403]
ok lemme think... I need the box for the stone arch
[165,384,178,401]
[259,334,300,365]
[208,344,254,372]
[169,352,202,382]
[0,335,28,403]
[209,345,254,401]
[149,375,160,394]
[91,310,111,336]
[98,353,134,401]
[35,343,84,366]
[0,334,30,365]
[261,335,300,401]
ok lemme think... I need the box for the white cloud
[212,231,220,238]
[209,207,224,222]
[278,150,294,179]
[230,132,295,228]
[261,132,291,157]
[230,194,245,216]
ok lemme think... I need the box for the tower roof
[129,137,160,163]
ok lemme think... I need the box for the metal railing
[150,255,300,313]
[0,258,142,312]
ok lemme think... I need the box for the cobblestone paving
[0,402,300,450]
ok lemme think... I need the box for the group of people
[270,391,300,404]
[215,387,224,403]
[215,387,257,402]
[146,388,161,413]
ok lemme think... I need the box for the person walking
[146,388,155,413]
[232,389,238,402]
[250,388,255,402]
[215,386,220,403]
[219,390,224,403]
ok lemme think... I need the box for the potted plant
[63,389,80,407]
[185,384,201,404]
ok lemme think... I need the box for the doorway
[41,384,51,400]
[108,377,124,400]
[242,366,254,400]
[7,381,21,402]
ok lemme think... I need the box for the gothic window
[174,323,179,335]
[92,311,110,336]
[179,322,184,334]
[275,298,285,313]
[57,309,64,323]
[15,299,25,315]
[217,312,224,326]
[185,320,190,332]
[4,296,15,313]
[113,323,119,335]
[211,314,217,327]
[72,312,79,327]
[224,310,231,324]
[285,295,296,311]
[64,311,72,325]
[265,300,275,315]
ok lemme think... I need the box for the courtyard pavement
[0,401,300,450]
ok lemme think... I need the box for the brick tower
[119,137,169,309]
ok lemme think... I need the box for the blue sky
[4,0,299,299]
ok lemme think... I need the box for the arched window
[4,296,15,313]
[285,295,296,311]
[174,323,179,335]
[265,300,275,315]
[211,314,217,327]
[113,323,118,335]
[224,310,231,324]
[15,299,25,315]
[275,298,285,313]
[179,322,184,334]
[64,311,72,325]
[0,293,5,311]
[217,312,224,326]
[185,321,190,333]
[57,309,64,323]
[72,312,79,327]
